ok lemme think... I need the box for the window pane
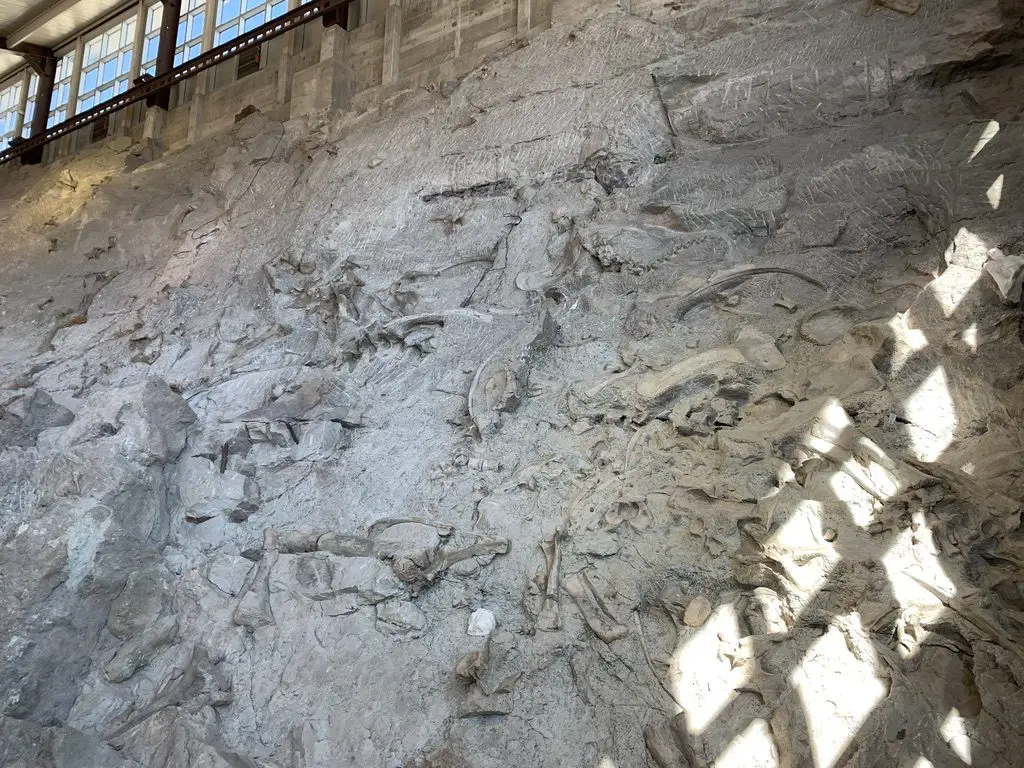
[147,5,162,31]
[216,24,238,43]
[103,29,119,56]
[84,39,102,66]
[190,11,205,38]
[80,95,94,110]
[83,68,99,92]
[144,36,159,62]
[177,20,187,45]
[242,11,264,31]
[117,78,128,93]
[100,86,113,101]
[120,51,132,74]
[101,58,117,83]
[270,1,287,18]
[188,42,202,58]
[219,0,240,24]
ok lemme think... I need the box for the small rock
[774,297,798,313]
[823,528,838,542]
[576,531,620,557]
[324,594,359,616]
[724,294,741,307]
[177,457,259,523]
[107,136,133,152]
[292,421,350,461]
[735,327,787,371]
[376,600,427,636]
[684,596,713,628]
[104,615,178,682]
[467,608,496,636]
[874,0,920,14]
[455,651,486,681]
[984,248,1024,303]
[706,538,725,558]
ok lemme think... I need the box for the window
[215,0,287,50]
[49,52,74,126]
[0,78,22,146]
[77,15,136,113]
[22,73,38,136]
[141,0,207,75]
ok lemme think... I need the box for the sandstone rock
[176,457,259,522]
[734,327,787,371]
[104,615,178,682]
[684,596,713,627]
[0,389,74,449]
[292,420,350,460]
[59,378,196,465]
[107,566,172,639]
[984,248,1024,303]
[0,716,141,768]
[576,531,621,557]
[374,522,442,567]
[376,600,427,636]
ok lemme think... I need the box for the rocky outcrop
[1,0,1024,765]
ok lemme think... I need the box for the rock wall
[1,0,1024,766]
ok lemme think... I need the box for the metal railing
[1,0,349,165]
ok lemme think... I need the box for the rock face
[2,0,1024,766]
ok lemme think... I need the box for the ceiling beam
[0,37,56,76]
[6,0,83,47]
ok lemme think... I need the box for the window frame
[76,12,137,115]
[214,0,288,55]
[0,76,23,146]
[141,0,208,76]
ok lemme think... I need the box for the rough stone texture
[2,0,1024,766]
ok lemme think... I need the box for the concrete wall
[41,0,552,163]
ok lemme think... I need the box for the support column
[382,0,401,86]
[29,60,56,138]
[67,36,85,116]
[185,75,207,142]
[129,0,147,82]
[517,0,532,36]
[150,0,182,109]
[21,49,57,164]
[320,22,353,109]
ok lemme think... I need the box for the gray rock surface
[2,0,1024,765]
